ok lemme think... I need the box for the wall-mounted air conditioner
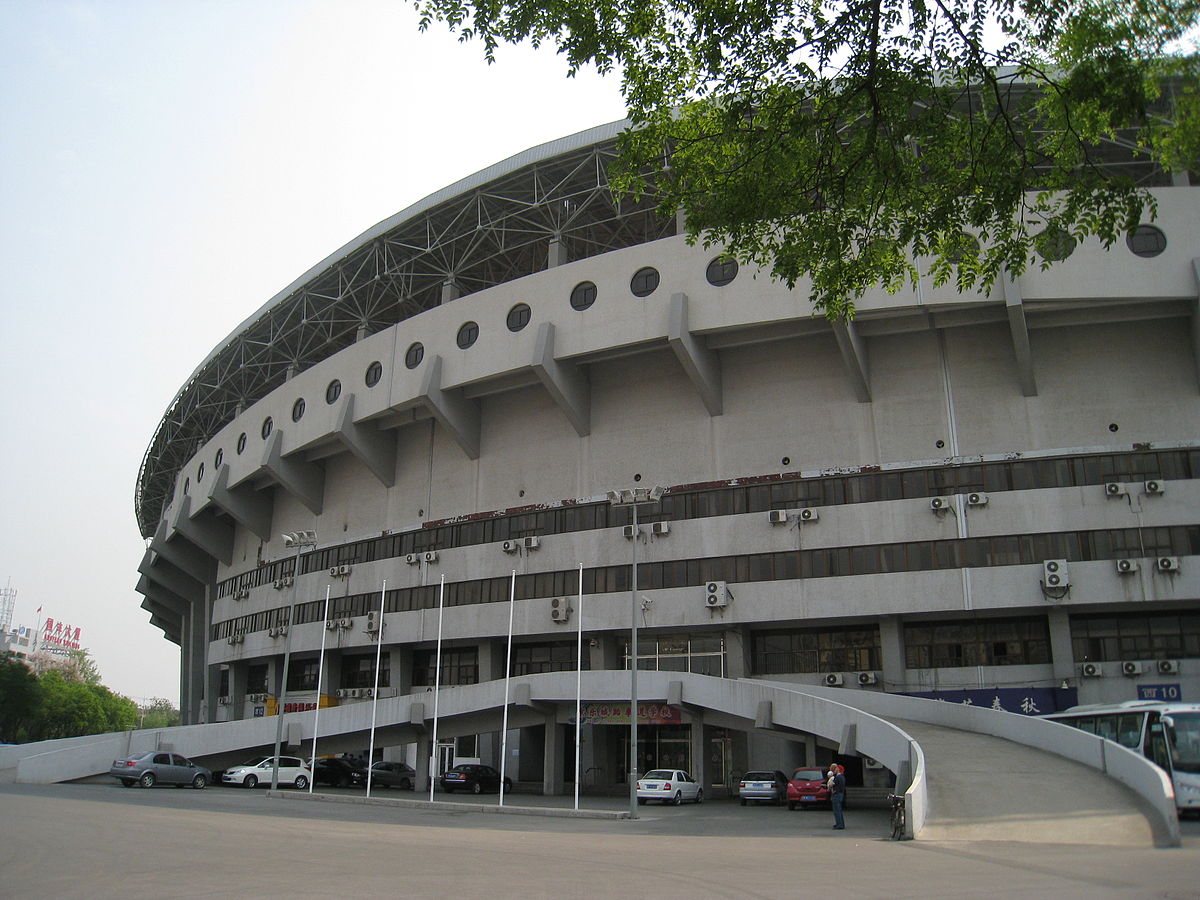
[704,581,729,608]
[522,536,540,550]
[930,497,948,512]
[1115,559,1139,574]
[823,673,844,687]
[857,672,877,685]
[1104,482,1125,498]
[1121,660,1142,677]
[405,553,421,565]
[768,510,789,524]
[325,620,338,630]
[1043,559,1069,588]
[217,695,231,706]
[1144,479,1164,495]
[365,611,381,634]
[1157,659,1180,674]
[550,597,572,623]
[1081,662,1102,677]
[248,693,267,702]
[799,508,819,523]
[651,522,670,535]
[329,567,340,577]
[501,540,519,553]
[622,525,638,539]
[1157,556,1181,572]
[424,551,439,563]
[966,492,988,507]
[227,634,243,645]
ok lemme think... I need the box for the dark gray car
[110,751,211,789]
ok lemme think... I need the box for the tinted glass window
[365,361,383,387]
[405,342,424,369]
[457,321,479,349]
[506,303,531,332]
[706,256,738,286]
[631,266,660,297]
[1126,224,1166,258]
[325,380,341,405]
[570,281,597,310]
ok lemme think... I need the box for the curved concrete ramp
[893,719,1157,846]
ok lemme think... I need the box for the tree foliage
[0,652,137,742]
[416,0,1200,318]
[139,698,181,729]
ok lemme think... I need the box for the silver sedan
[110,751,211,789]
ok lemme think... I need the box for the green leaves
[415,0,1199,318]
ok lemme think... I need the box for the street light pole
[272,530,317,791]
[607,486,664,820]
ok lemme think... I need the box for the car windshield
[643,770,673,780]
[744,772,775,780]
[1167,712,1200,774]
[792,769,825,781]
[241,757,269,767]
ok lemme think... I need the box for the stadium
[133,115,1200,797]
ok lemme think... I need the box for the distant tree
[63,649,103,685]
[33,671,106,740]
[416,0,1200,318]
[139,698,181,729]
[0,653,42,743]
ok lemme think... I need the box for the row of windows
[752,628,883,673]
[1036,223,1168,261]
[215,447,1200,596]
[212,524,1200,639]
[1070,612,1200,661]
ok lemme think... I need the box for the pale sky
[0,0,626,704]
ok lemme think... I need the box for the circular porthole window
[292,398,305,423]
[457,321,479,349]
[261,417,273,440]
[365,360,383,387]
[236,432,247,455]
[1035,226,1076,262]
[1126,224,1166,258]
[507,303,531,332]
[325,379,341,405]
[630,266,660,298]
[405,342,424,369]
[706,256,738,286]
[570,281,597,311]
[197,462,205,483]
[183,478,190,496]
[214,448,223,469]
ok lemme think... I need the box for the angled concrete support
[262,430,324,515]
[409,701,426,729]
[1003,271,1038,397]
[419,355,481,459]
[135,574,187,616]
[667,680,683,707]
[170,496,234,566]
[333,393,397,487]
[755,700,774,729]
[668,293,723,416]
[1191,259,1200,392]
[831,319,872,403]
[532,322,590,436]
[138,549,205,604]
[150,520,215,585]
[839,722,858,756]
[207,464,273,541]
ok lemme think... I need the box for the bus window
[1096,715,1119,743]
[1147,723,1172,772]
[1115,714,1142,749]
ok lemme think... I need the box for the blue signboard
[900,686,1077,715]
[1137,683,1183,701]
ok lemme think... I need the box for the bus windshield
[1165,712,1200,774]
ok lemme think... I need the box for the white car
[636,769,703,805]
[221,755,311,789]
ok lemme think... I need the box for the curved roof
[136,117,676,536]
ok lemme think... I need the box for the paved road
[1,783,1198,899]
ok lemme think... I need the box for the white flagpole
[309,584,332,793]
[429,574,446,802]
[574,562,584,811]
[498,569,516,806]
[366,580,386,797]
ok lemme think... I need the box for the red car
[786,767,831,810]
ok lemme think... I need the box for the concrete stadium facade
[135,119,1200,794]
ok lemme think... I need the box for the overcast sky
[0,0,626,704]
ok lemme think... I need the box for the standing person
[829,764,846,830]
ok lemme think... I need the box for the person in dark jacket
[829,764,846,829]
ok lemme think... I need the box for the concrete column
[547,236,566,268]
[689,711,706,789]
[591,635,621,672]
[879,615,906,691]
[229,663,248,719]
[725,627,751,678]
[322,651,344,695]
[187,600,206,724]
[415,732,432,791]
[478,639,503,682]
[1048,608,1076,682]
[543,715,565,795]
[803,734,817,768]
[393,645,413,694]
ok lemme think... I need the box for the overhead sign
[901,686,1077,715]
[573,702,681,725]
[41,618,82,651]
[1137,683,1182,701]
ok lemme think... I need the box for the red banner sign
[577,702,680,725]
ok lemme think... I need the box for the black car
[439,764,513,795]
[352,761,417,790]
[311,757,365,788]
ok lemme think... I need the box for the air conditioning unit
[217,695,231,706]
[862,757,884,770]
[227,634,243,645]
[1081,662,1102,677]
[929,497,948,512]
[1104,481,1125,498]
[1157,556,1181,572]
[248,693,267,702]
[329,567,340,577]
[823,673,844,687]
[376,687,397,699]
[1115,559,1139,574]
[1043,559,1069,588]
[325,619,338,630]
[501,540,519,553]
[405,553,421,565]
[622,525,638,539]
[1121,660,1142,677]
[340,564,353,575]
[704,580,729,608]
[857,672,877,685]
[424,551,439,563]
[273,580,284,590]
[1144,479,1164,495]
[268,626,287,638]
[233,588,249,601]
[550,597,572,623]
[768,510,789,524]
[1158,659,1180,675]
[966,492,988,507]
[522,536,540,550]
[651,522,670,536]
[365,611,381,634]
[362,688,375,699]
[799,508,819,523]
[338,617,353,629]
[335,688,350,698]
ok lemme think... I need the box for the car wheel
[139,772,156,788]
[637,798,647,805]
[788,801,796,811]
[192,774,207,789]
[121,779,135,787]
[337,775,350,788]
[444,786,454,793]
[294,775,309,790]
[400,778,412,791]
[471,782,483,795]
[244,775,258,789]
[672,791,683,806]
[740,798,747,806]
[695,790,703,804]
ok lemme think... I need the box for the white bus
[1044,701,1200,816]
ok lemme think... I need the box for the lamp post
[272,530,317,791]
[606,485,664,819]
